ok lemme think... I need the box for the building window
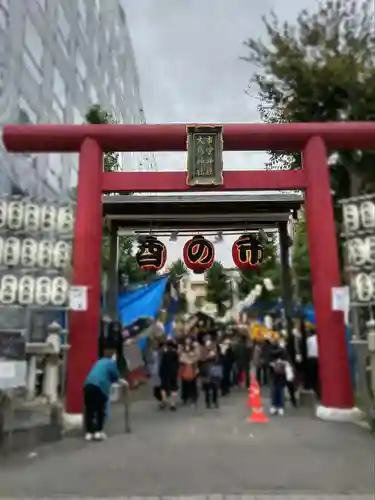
[76,50,87,89]
[53,68,67,107]
[18,97,37,123]
[52,100,64,123]
[23,50,43,85]
[77,0,87,30]
[118,6,126,24]
[73,107,83,125]
[89,86,98,106]
[56,5,70,54]
[24,18,43,68]
[0,4,10,31]
[36,0,45,11]
[0,62,5,97]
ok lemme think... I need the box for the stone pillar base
[316,404,363,422]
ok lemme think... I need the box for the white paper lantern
[18,275,35,305]
[0,236,4,265]
[40,205,57,232]
[7,201,24,230]
[50,276,69,306]
[0,275,18,304]
[35,276,51,306]
[347,237,369,267]
[57,206,74,234]
[21,238,38,267]
[0,201,7,230]
[53,241,71,268]
[37,240,53,268]
[343,203,360,233]
[24,203,41,231]
[366,236,375,264]
[360,200,375,229]
[352,272,374,302]
[3,237,21,266]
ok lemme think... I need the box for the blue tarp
[117,276,169,351]
[117,276,168,327]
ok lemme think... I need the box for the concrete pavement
[0,390,373,498]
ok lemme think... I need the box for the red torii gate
[4,121,373,417]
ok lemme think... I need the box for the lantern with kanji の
[183,235,215,274]
[135,236,167,271]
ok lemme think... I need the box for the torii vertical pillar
[66,138,103,414]
[303,136,357,420]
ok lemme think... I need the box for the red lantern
[183,235,215,274]
[232,233,264,270]
[135,236,167,271]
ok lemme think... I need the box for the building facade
[0,0,155,200]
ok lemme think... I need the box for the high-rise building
[0,0,156,200]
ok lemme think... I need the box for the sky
[121,0,313,270]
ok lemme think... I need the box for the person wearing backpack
[179,336,199,405]
[269,342,288,416]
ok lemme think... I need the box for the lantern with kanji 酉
[135,235,167,271]
[232,233,263,270]
[183,235,215,274]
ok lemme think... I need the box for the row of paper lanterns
[135,234,264,273]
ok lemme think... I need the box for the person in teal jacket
[83,348,128,441]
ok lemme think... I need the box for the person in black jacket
[159,337,179,411]
[219,337,234,396]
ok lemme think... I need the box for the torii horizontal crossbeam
[3,122,375,152]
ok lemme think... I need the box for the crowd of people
[146,325,315,415]
[82,316,320,441]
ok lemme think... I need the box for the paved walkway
[0,390,373,498]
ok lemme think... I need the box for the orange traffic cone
[247,376,269,423]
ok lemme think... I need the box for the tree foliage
[242,0,375,303]
[237,233,281,312]
[167,258,189,287]
[205,261,232,316]
[242,0,375,199]
[85,104,155,285]
[292,213,312,305]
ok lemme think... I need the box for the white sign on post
[69,286,88,311]
[332,286,350,325]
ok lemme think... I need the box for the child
[83,348,128,441]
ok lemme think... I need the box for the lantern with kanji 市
[232,233,264,270]
[183,235,215,274]
[135,235,167,271]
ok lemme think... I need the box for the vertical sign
[186,125,224,186]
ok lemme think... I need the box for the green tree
[84,104,155,285]
[292,212,312,305]
[205,261,232,317]
[237,233,281,313]
[241,0,375,200]
[167,258,189,288]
